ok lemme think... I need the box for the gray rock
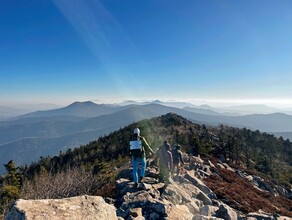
[6,195,118,220]
[139,183,160,199]
[166,204,193,220]
[145,167,160,179]
[162,182,193,204]
[215,204,240,220]
[140,177,159,185]
[150,199,171,217]
[179,183,201,198]
[253,176,274,193]
[275,185,290,198]
[117,178,131,190]
[202,165,212,175]
[116,179,139,196]
[199,205,219,217]
[140,183,152,191]
[184,171,216,199]
[245,175,253,182]
[191,156,204,164]
[185,201,200,214]
[246,210,275,220]
[208,160,216,168]
[216,163,225,169]
[196,192,213,206]
[121,191,154,209]
[221,163,235,172]
[193,198,204,208]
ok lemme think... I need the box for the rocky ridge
[7,156,292,220]
[113,161,290,220]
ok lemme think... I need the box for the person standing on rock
[171,144,184,176]
[129,128,154,187]
[156,141,173,183]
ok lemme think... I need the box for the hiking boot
[139,177,144,183]
[134,183,139,188]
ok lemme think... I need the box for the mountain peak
[160,112,190,125]
[68,101,97,107]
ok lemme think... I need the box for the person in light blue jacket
[130,128,154,187]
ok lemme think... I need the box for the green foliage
[210,125,292,185]
[0,160,22,216]
[22,113,291,186]
[4,160,22,188]
[0,185,21,200]
[0,186,20,219]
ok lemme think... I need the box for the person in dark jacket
[171,144,184,176]
[130,128,154,187]
[156,141,173,183]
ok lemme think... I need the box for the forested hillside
[2,101,292,175]
[1,113,291,218]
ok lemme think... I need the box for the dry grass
[204,168,292,217]
[22,167,99,200]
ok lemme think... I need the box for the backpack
[172,149,181,164]
[130,140,143,158]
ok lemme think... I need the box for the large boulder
[6,195,118,220]
[185,171,216,199]
[166,204,193,220]
[149,198,171,217]
[199,205,219,217]
[185,201,200,214]
[161,182,193,205]
[252,176,274,193]
[215,204,241,220]
[196,192,213,206]
[120,191,154,210]
[246,210,275,220]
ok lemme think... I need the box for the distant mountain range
[119,100,290,115]
[0,103,60,120]
[18,101,125,118]
[273,132,292,141]
[1,101,292,174]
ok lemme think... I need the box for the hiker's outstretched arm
[141,137,154,154]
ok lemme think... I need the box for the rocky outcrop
[114,162,292,220]
[7,160,291,220]
[238,169,292,200]
[6,195,118,220]
[114,166,243,220]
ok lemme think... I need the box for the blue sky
[1,0,292,107]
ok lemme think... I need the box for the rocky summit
[6,155,291,220]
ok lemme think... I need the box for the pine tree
[0,160,23,216]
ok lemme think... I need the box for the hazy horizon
[1,98,292,112]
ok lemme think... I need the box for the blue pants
[132,157,146,183]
